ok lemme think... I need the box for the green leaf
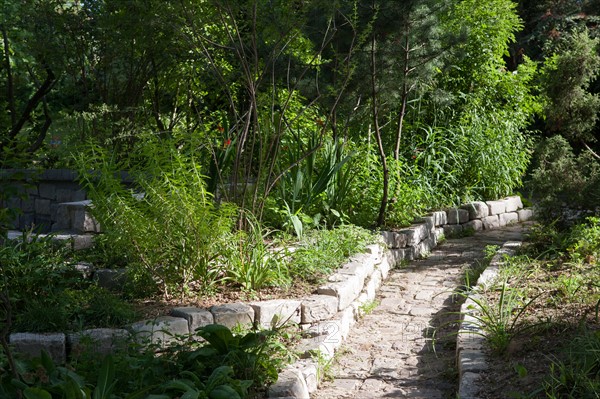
[197,324,235,353]
[23,387,52,399]
[209,385,241,399]
[93,355,116,399]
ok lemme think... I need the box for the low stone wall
[7,195,534,399]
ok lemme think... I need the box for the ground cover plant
[473,218,600,398]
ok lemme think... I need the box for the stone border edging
[457,241,522,399]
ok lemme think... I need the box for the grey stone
[446,208,469,225]
[389,247,415,265]
[129,316,189,346]
[431,211,447,227]
[39,183,56,200]
[71,234,95,250]
[459,372,481,399]
[486,200,506,215]
[338,259,373,283]
[458,349,488,374]
[504,195,523,212]
[73,262,94,279]
[10,333,66,364]
[380,231,407,249]
[268,367,310,399]
[482,215,500,230]
[317,274,363,311]
[295,335,336,359]
[399,224,427,247]
[518,208,534,222]
[56,189,74,203]
[94,269,127,291]
[463,219,483,232]
[461,201,489,219]
[210,303,255,329]
[364,269,383,301]
[21,199,34,213]
[301,295,338,324]
[251,299,302,329]
[443,224,464,237]
[68,328,129,357]
[19,213,34,229]
[35,199,51,215]
[378,255,391,279]
[171,307,214,333]
[416,216,435,233]
[499,212,519,227]
[297,361,319,393]
[415,238,435,258]
[72,190,87,202]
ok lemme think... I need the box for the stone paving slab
[312,224,527,399]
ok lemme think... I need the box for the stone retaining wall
[7,195,534,399]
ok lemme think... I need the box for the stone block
[19,213,34,229]
[301,295,338,324]
[251,299,302,329]
[365,244,382,258]
[317,274,363,311]
[68,328,129,357]
[499,212,519,227]
[10,333,66,364]
[482,215,500,230]
[443,224,464,237]
[71,234,95,250]
[518,208,534,222]
[431,211,447,226]
[486,200,506,215]
[504,195,523,212]
[446,208,469,225]
[73,262,94,279]
[398,224,427,246]
[210,303,255,329]
[380,231,407,249]
[35,199,51,215]
[338,259,373,283]
[21,199,34,213]
[39,183,56,200]
[459,372,481,399]
[378,255,391,279]
[296,360,318,393]
[171,307,214,333]
[94,269,127,291]
[295,335,336,360]
[416,216,435,233]
[433,227,445,243]
[364,269,382,301]
[339,307,356,341]
[388,247,415,265]
[463,219,483,232]
[129,316,190,346]
[461,201,489,219]
[415,238,435,258]
[458,349,488,374]
[268,367,310,399]
[56,189,73,204]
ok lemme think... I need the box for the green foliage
[565,217,600,263]
[288,224,376,282]
[541,29,600,142]
[75,139,237,299]
[529,135,600,222]
[2,323,292,398]
[463,280,542,355]
[542,330,600,398]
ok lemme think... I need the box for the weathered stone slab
[296,360,319,393]
[431,211,447,227]
[129,316,189,346]
[415,238,435,259]
[268,367,310,399]
[388,247,415,265]
[71,234,95,250]
[10,333,66,364]
[443,224,464,237]
[416,216,435,233]
[482,215,500,230]
[73,262,94,279]
[39,183,56,200]
[171,307,214,333]
[463,219,483,232]
[499,212,519,227]
[364,269,383,301]
[459,372,481,399]
[339,258,374,283]
[35,199,51,215]
[518,208,534,222]
[447,208,469,225]
[486,200,506,215]
[380,231,407,249]
[210,303,255,329]
[504,195,523,212]
[251,299,302,329]
[399,224,427,247]
[68,328,129,357]
[318,274,363,311]
[94,269,127,291]
[461,201,489,219]
[301,295,338,324]
[378,255,391,279]
[458,349,488,374]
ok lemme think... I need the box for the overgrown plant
[76,139,237,299]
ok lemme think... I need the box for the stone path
[312,224,527,399]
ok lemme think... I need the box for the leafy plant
[462,280,542,354]
[75,139,237,299]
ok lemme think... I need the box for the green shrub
[76,139,237,299]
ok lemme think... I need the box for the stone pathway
[312,224,527,399]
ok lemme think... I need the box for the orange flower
[223,138,232,148]
[217,125,224,133]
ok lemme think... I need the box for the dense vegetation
[1,0,600,398]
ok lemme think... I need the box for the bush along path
[312,224,528,399]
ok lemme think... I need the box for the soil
[474,252,600,399]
